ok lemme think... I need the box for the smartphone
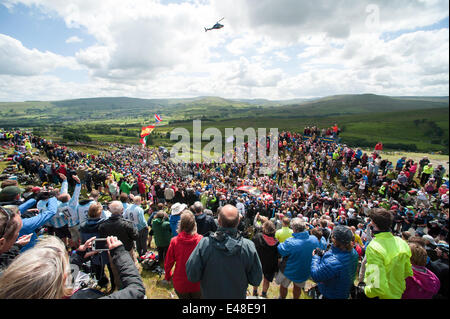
[92,238,109,252]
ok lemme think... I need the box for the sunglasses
[0,206,13,239]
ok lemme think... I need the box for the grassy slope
[158,107,449,153]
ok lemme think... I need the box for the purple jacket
[402,265,440,299]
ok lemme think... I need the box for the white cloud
[0,0,448,100]
[0,34,80,76]
[65,36,83,43]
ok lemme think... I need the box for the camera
[92,238,109,252]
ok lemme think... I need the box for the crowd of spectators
[0,128,448,299]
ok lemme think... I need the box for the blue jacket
[277,231,320,283]
[169,214,181,237]
[310,246,359,299]
[18,197,58,251]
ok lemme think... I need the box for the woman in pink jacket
[402,243,440,299]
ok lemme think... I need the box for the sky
[0,0,448,101]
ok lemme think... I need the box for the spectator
[164,184,175,204]
[164,210,203,299]
[186,205,262,299]
[276,218,320,299]
[0,236,145,299]
[47,174,80,249]
[427,243,449,299]
[80,202,114,291]
[421,163,434,186]
[0,206,32,272]
[192,201,217,236]
[77,190,104,227]
[151,210,172,266]
[311,227,327,250]
[310,225,359,299]
[363,208,413,299]
[275,217,293,243]
[252,220,279,298]
[402,243,440,299]
[98,201,138,289]
[123,196,148,257]
[169,203,187,237]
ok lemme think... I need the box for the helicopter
[204,17,224,32]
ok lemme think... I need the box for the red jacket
[164,231,203,293]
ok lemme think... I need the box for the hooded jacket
[195,213,217,236]
[252,231,279,279]
[164,231,203,293]
[151,217,172,248]
[311,246,359,299]
[364,232,413,299]
[402,265,440,299]
[186,227,262,299]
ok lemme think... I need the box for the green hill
[0,93,448,153]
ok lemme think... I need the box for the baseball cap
[437,243,449,254]
[0,186,24,202]
[332,225,354,244]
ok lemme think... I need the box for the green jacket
[151,218,172,248]
[120,182,132,195]
[364,232,412,299]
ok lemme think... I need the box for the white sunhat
[171,203,187,216]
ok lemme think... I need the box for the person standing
[192,201,217,236]
[363,208,413,299]
[98,201,138,288]
[186,205,262,299]
[169,203,187,237]
[80,202,115,291]
[275,217,293,243]
[151,210,172,266]
[310,225,359,299]
[123,196,148,257]
[164,210,203,299]
[276,218,320,299]
[402,243,440,299]
[252,220,279,298]
[421,163,434,186]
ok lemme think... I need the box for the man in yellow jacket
[364,208,412,299]
[421,163,434,186]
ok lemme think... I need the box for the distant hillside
[0,93,448,127]
[271,94,449,117]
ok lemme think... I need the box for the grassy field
[2,94,448,154]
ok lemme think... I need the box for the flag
[140,135,151,146]
[140,125,155,137]
[154,113,162,123]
